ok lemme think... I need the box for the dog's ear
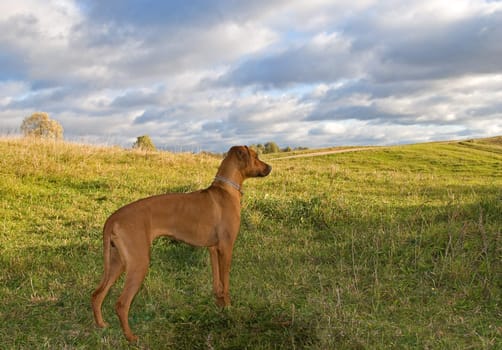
[230,145,250,162]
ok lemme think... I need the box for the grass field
[0,137,501,349]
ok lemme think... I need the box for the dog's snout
[263,164,272,176]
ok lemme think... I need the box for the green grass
[0,137,501,349]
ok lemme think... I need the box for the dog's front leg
[217,242,233,307]
[209,246,225,306]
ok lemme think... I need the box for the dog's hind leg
[115,259,149,342]
[91,246,124,328]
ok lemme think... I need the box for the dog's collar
[214,175,243,195]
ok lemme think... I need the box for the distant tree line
[130,138,307,154]
[130,139,310,154]
[250,142,308,154]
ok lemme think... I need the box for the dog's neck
[213,154,245,195]
[213,175,243,195]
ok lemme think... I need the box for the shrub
[133,135,156,151]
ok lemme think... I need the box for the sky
[1,0,501,152]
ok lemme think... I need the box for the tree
[133,135,156,151]
[21,112,63,139]
[264,142,280,154]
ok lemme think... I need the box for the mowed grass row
[0,137,501,349]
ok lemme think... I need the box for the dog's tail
[101,218,114,284]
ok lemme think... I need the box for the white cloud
[0,0,80,40]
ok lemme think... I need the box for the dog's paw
[215,297,226,307]
[96,321,109,328]
[126,333,139,343]
[215,295,231,308]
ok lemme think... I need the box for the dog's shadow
[164,302,318,348]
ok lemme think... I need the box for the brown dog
[91,145,271,342]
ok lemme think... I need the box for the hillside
[0,137,501,349]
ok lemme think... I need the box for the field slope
[0,137,501,349]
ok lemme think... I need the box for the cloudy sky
[1,0,501,152]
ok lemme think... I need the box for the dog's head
[228,146,272,178]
